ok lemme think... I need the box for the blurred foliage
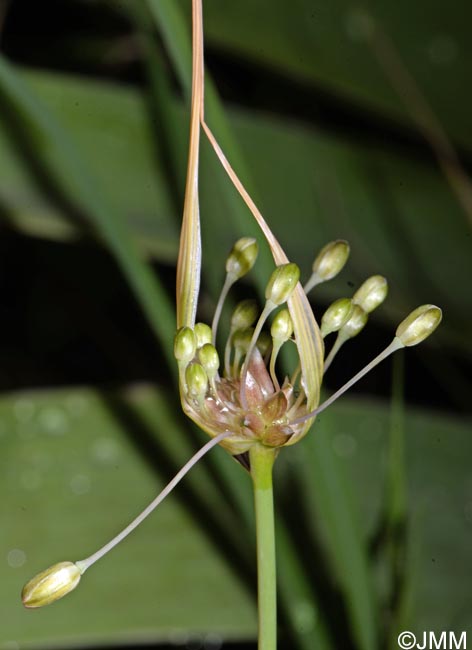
[0,1,470,649]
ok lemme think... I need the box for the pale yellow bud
[185,363,208,400]
[174,327,196,365]
[271,308,293,342]
[321,298,353,337]
[198,343,220,379]
[22,561,82,609]
[231,299,259,331]
[312,240,350,281]
[353,275,388,313]
[339,304,368,340]
[265,263,300,306]
[226,237,259,280]
[395,304,442,347]
[194,322,212,348]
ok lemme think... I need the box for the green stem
[250,444,277,650]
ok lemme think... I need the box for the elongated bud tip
[198,343,220,379]
[185,363,208,400]
[395,304,442,347]
[226,237,259,280]
[265,263,300,306]
[271,308,293,342]
[312,240,350,282]
[22,561,82,609]
[231,299,259,331]
[174,327,197,365]
[321,298,353,337]
[339,304,368,340]
[353,275,388,313]
[194,322,212,348]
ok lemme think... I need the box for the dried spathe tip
[22,561,82,609]
[395,304,442,347]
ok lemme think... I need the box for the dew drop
[293,600,317,633]
[332,432,357,458]
[91,438,120,465]
[7,549,26,568]
[70,474,91,495]
[38,407,68,436]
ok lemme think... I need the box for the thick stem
[250,444,277,650]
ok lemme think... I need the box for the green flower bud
[198,343,220,379]
[321,298,354,337]
[339,304,368,340]
[174,327,196,365]
[233,328,254,354]
[231,299,259,331]
[312,240,350,282]
[226,237,259,280]
[194,322,212,348]
[265,263,300,306]
[185,363,208,400]
[395,304,442,347]
[256,331,272,357]
[22,561,82,609]
[353,275,388,313]
[271,308,293,342]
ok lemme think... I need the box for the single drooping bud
[230,299,259,331]
[256,331,272,357]
[185,363,208,402]
[353,275,388,313]
[22,561,82,609]
[305,240,350,292]
[198,343,220,380]
[395,304,442,347]
[265,263,300,306]
[271,308,293,343]
[321,298,354,337]
[174,327,197,366]
[194,322,212,348]
[226,237,259,280]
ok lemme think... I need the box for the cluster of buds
[20,234,441,609]
[174,237,442,462]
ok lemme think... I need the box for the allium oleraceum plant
[22,2,442,649]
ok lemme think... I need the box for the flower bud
[256,331,272,357]
[174,327,196,365]
[226,237,259,280]
[194,322,212,348]
[321,298,353,337]
[312,240,350,282]
[233,328,254,354]
[198,343,220,379]
[22,561,82,609]
[271,308,293,342]
[231,299,259,331]
[265,263,300,306]
[395,304,442,347]
[185,363,208,400]
[353,275,388,313]
[339,304,368,340]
